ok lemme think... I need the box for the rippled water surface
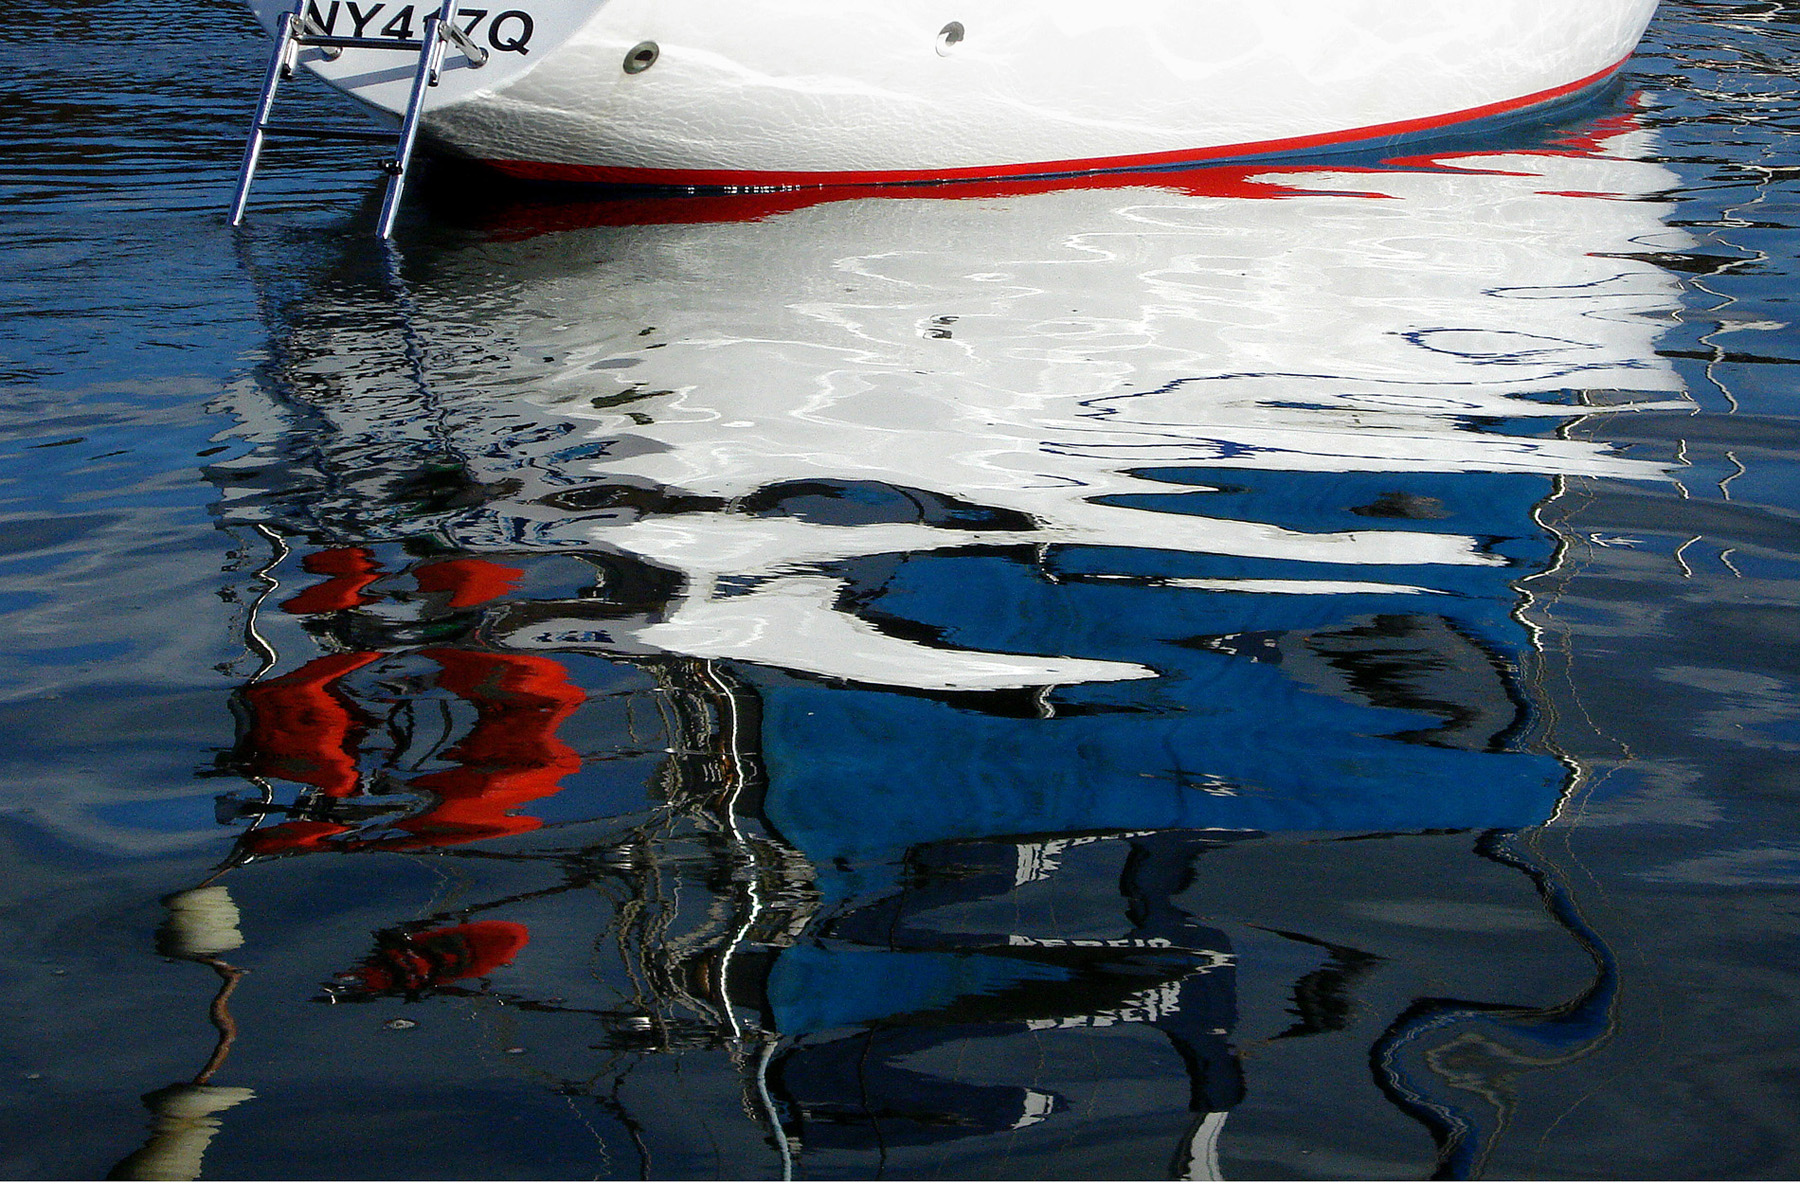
[5,0,1800,1180]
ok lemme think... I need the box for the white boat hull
[248,0,1661,184]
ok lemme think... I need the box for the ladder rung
[258,122,399,143]
[295,35,427,52]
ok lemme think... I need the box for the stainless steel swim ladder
[228,0,489,238]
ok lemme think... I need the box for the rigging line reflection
[1367,829,1622,1180]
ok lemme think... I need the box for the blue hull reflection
[115,105,1682,1180]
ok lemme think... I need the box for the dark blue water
[3,0,1799,1180]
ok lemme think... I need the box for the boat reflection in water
[163,109,1686,1179]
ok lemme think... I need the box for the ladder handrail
[229,0,488,239]
[374,7,454,239]
[227,10,301,229]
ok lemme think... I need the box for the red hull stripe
[485,56,1632,188]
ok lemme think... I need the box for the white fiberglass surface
[420,0,1660,172]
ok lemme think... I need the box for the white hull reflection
[225,126,1686,692]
